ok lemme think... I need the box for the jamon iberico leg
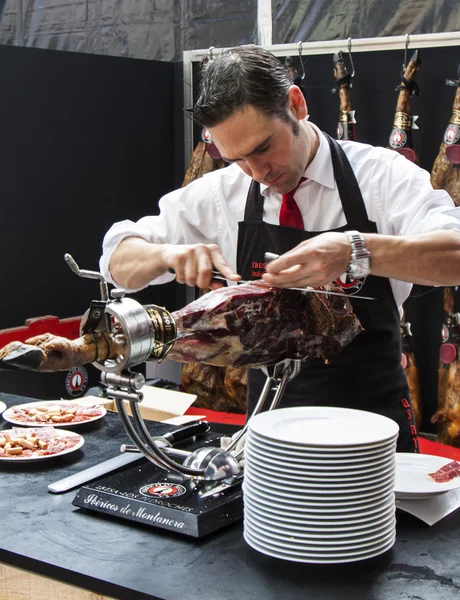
[0,282,363,372]
[0,330,127,372]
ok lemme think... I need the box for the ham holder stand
[65,254,302,537]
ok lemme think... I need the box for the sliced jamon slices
[428,460,460,483]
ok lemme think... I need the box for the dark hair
[191,44,295,129]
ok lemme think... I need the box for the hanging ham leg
[432,288,460,446]
[431,65,460,206]
[388,50,421,164]
[0,282,363,374]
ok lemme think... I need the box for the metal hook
[403,34,410,69]
[208,46,215,61]
[298,41,306,80]
[347,38,355,78]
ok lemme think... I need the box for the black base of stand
[73,460,243,538]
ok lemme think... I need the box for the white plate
[247,430,398,457]
[245,442,396,474]
[243,495,396,531]
[249,406,399,447]
[244,521,396,555]
[245,508,396,541]
[0,401,6,415]
[243,529,396,563]
[244,467,395,495]
[247,457,396,485]
[0,428,84,462]
[395,453,460,495]
[245,515,396,548]
[2,400,106,428]
[243,478,395,507]
[243,491,395,519]
[246,462,395,490]
[248,428,399,454]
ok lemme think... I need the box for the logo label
[336,274,365,293]
[442,325,449,344]
[65,367,89,397]
[389,128,408,149]
[444,124,460,145]
[139,483,187,498]
[337,123,344,140]
[202,128,213,144]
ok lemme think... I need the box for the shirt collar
[260,121,336,195]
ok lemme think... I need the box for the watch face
[348,255,371,279]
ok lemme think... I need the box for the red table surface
[185,407,460,461]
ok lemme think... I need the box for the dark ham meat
[167,281,363,368]
[0,281,363,372]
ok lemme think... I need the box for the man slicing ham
[101,45,460,454]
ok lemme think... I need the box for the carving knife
[168,261,375,300]
[48,420,210,494]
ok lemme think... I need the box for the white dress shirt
[100,122,460,308]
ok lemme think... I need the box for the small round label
[139,483,187,498]
[444,124,460,145]
[337,123,344,140]
[202,128,213,144]
[389,128,407,149]
[441,325,449,344]
[65,366,89,397]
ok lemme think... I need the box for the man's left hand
[261,232,351,288]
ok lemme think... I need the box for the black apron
[236,133,418,453]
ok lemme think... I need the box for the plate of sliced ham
[0,426,84,462]
[2,400,106,427]
[395,453,460,497]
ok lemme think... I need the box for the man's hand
[261,232,351,288]
[160,243,241,289]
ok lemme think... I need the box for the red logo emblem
[139,483,187,498]
[65,367,88,397]
[389,128,407,149]
[336,275,365,293]
[444,124,460,145]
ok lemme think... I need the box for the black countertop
[1,392,460,600]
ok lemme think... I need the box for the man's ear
[288,85,308,120]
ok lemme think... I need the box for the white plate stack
[243,406,399,564]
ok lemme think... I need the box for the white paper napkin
[396,488,460,526]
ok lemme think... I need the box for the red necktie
[279,177,306,229]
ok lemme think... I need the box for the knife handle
[264,252,279,265]
[162,420,210,445]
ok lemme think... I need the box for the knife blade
[48,452,145,494]
[168,266,374,300]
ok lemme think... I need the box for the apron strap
[323,133,370,226]
[243,179,264,221]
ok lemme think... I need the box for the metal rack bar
[183,30,460,166]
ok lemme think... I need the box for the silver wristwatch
[345,230,371,279]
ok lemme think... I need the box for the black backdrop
[0,44,185,398]
[0,44,186,329]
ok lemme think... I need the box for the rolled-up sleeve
[99,171,224,289]
[372,149,460,236]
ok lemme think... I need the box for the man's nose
[245,157,270,183]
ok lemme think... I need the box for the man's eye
[256,145,270,154]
